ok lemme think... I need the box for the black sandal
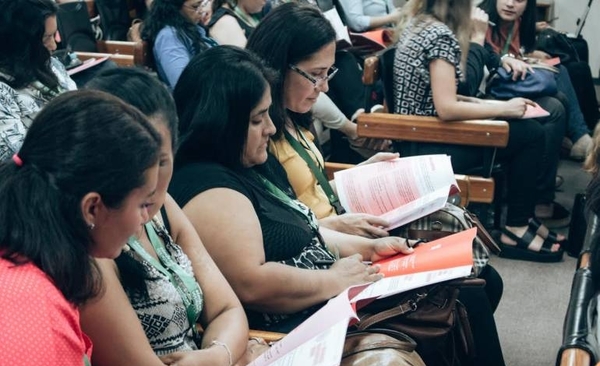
[528,218,568,246]
[496,227,564,263]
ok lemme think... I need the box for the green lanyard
[283,127,345,215]
[127,219,203,340]
[233,5,259,27]
[83,355,91,366]
[501,22,515,56]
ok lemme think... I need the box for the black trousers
[395,97,566,227]
[459,265,505,366]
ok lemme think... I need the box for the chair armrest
[324,162,355,180]
[249,329,286,343]
[95,40,149,67]
[356,113,509,148]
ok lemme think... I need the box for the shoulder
[155,26,179,45]
[169,162,252,207]
[208,7,236,27]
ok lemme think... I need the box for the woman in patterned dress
[392,0,566,263]
[80,68,261,366]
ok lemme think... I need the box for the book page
[322,9,351,46]
[334,155,457,229]
[248,284,369,366]
[248,318,349,366]
[67,56,109,75]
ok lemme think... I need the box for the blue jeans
[555,65,589,142]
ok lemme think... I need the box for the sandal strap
[538,236,558,254]
[528,218,561,242]
[502,228,536,250]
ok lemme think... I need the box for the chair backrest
[57,2,98,52]
[378,47,396,111]
[95,0,132,40]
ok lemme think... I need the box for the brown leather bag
[341,329,425,366]
[352,278,484,366]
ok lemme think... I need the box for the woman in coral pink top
[0,90,162,365]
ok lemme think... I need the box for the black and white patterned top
[122,218,203,355]
[392,17,462,116]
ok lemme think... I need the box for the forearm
[435,100,505,121]
[367,13,398,30]
[320,226,373,259]
[200,307,248,364]
[238,262,342,313]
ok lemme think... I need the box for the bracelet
[210,340,233,366]
[500,53,515,61]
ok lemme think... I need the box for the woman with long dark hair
[480,0,593,162]
[142,0,218,89]
[81,68,260,366]
[0,0,76,161]
[0,90,161,364]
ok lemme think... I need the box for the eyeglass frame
[183,0,210,14]
[288,64,338,88]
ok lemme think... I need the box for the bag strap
[356,291,430,330]
[283,128,345,214]
[501,22,515,56]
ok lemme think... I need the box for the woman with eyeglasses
[142,0,218,90]
[246,3,396,238]
[0,0,76,162]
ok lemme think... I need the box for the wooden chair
[355,48,510,225]
[557,213,600,366]
[75,39,150,67]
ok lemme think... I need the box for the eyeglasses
[184,0,210,13]
[289,64,338,88]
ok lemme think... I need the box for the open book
[247,228,476,366]
[334,155,459,230]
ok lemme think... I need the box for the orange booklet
[375,227,476,277]
[249,229,475,366]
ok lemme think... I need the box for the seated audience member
[248,5,506,365]
[246,1,394,237]
[479,0,593,162]
[169,45,413,334]
[0,0,76,161]
[393,0,567,261]
[142,0,218,89]
[0,90,161,364]
[207,0,265,47]
[81,68,263,366]
[338,0,401,32]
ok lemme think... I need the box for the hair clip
[12,153,23,167]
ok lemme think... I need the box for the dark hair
[479,0,537,53]
[174,45,277,169]
[142,0,211,55]
[86,67,178,300]
[85,67,179,152]
[246,3,336,139]
[0,90,161,305]
[0,0,60,90]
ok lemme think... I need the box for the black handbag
[535,28,581,65]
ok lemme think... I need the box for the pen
[488,20,496,27]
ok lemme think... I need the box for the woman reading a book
[245,3,398,239]
[0,90,162,364]
[169,45,415,334]
[80,68,265,366]
[392,0,566,263]
[0,0,77,162]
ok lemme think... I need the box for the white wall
[551,0,600,77]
